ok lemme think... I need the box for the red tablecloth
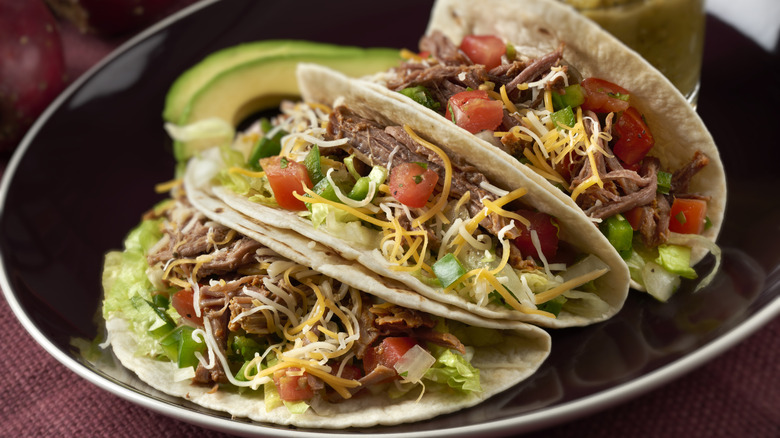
[2,295,777,437]
[2,5,779,438]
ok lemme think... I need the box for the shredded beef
[418,30,471,65]
[146,198,262,278]
[195,237,263,277]
[354,296,467,359]
[635,193,671,247]
[193,311,230,385]
[227,279,303,335]
[671,150,710,195]
[505,45,564,99]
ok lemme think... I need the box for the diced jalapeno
[433,253,467,288]
[551,84,585,111]
[248,119,285,171]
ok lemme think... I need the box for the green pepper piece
[304,144,325,185]
[235,360,255,382]
[313,178,340,203]
[348,165,388,201]
[656,171,672,194]
[348,177,371,201]
[158,329,180,363]
[537,295,567,317]
[177,325,207,368]
[247,119,285,171]
[160,325,208,368]
[551,106,576,129]
[343,155,362,181]
[505,42,516,61]
[600,214,633,258]
[152,293,169,309]
[398,86,441,111]
[550,84,585,111]
[230,335,263,362]
[433,253,467,288]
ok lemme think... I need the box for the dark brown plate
[1,0,778,436]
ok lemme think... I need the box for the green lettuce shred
[424,345,481,393]
[101,218,165,355]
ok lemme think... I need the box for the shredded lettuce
[655,244,698,279]
[424,345,481,393]
[311,205,379,248]
[102,219,164,355]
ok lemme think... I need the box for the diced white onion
[394,344,436,383]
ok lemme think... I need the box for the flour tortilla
[104,193,551,428]
[188,66,631,328]
[358,0,726,286]
[106,315,549,428]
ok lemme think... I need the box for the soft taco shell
[106,315,549,428]
[370,0,726,271]
[189,63,631,328]
[104,190,552,428]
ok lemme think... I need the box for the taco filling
[375,30,720,300]
[175,97,618,324]
[102,193,512,418]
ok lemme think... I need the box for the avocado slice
[172,47,401,162]
[163,40,373,124]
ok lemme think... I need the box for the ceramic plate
[1,1,778,436]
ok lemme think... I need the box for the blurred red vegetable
[45,0,182,36]
[0,0,67,152]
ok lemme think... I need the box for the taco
[102,192,551,428]
[176,63,631,328]
[353,0,725,301]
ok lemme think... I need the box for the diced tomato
[459,34,506,70]
[259,156,313,211]
[580,78,631,113]
[273,368,315,402]
[623,206,644,231]
[512,210,559,260]
[171,289,203,326]
[332,362,363,381]
[389,162,439,208]
[363,337,418,375]
[669,198,707,235]
[445,90,504,134]
[612,107,655,166]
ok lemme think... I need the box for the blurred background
[1,0,778,159]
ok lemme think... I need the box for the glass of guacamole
[561,0,706,106]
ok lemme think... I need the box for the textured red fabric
[2,295,778,438]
